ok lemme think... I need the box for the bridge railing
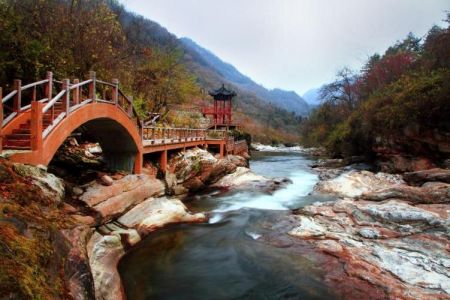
[142,126,207,144]
[1,71,53,128]
[205,129,228,140]
[38,72,138,142]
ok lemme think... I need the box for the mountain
[180,38,310,116]
[302,87,321,107]
[110,2,305,142]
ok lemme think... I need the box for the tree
[319,67,359,111]
[132,48,199,117]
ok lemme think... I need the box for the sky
[122,0,448,95]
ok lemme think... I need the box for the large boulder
[61,226,95,300]
[168,148,246,192]
[403,168,450,185]
[360,182,450,204]
[313,170,405,198]
[13,163,65,202]
[87,232,126,300]
[79,174,165,223]
[118,197,206,235]
[212,167,292,193]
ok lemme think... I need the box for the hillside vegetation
[300,17,450,170]
[0,0,306,143]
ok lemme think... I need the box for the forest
[0,0,304,143]
[300,16,450,167]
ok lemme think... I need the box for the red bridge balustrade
[1,72,249,173]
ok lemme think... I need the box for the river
[119,151,337,300]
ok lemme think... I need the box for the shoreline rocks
[313,170,405,198]
[212,166,292,193]
[282,160,450,299]
[87,197,206,299]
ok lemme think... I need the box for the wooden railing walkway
[1,72,248,161]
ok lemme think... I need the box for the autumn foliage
[301,18,450,161]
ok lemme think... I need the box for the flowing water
[119,151,337,300]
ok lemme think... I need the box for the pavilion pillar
[159,150,168,172]
[219,142,225,158]
[134,151,143,174]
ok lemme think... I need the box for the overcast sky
[122,0,448,95]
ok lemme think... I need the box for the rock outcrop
[275,164,450,299]
[212,166,292,193]
[87,197,206,300]
[313,170,405,198]
[403,168,450,185]
[62,226,96,300]
[12,163,65,202]
[167,148,249,192]
[118,197,206,235]
[285,198,450,299]
[79,174,165,223]
[87,232,127,300]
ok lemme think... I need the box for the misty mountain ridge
[302,87,321,106]
[180,37,310,116]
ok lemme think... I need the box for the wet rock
[212,167,266,187]
[226,155,249,168]
[87,144,102,154]
[212,167,291,193]
[168,148,245,192]
[80,174,161,207]
[100,175,114,186]
[80,174,165,223]
[72,186,84,196]
[362,200,445,226]
[61,226,95,300]
[360,182,450,204]
[314,170,405,198]
[93,182,164,223]
[288,216,326,238]
[403,168,450,185]
[87,232,125,300]
[118,197,206,235]
[310,158,346,168]
[164,171,178,195]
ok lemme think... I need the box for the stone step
[12,128,31,134]
[5,133,31,140]
[2,139,31,148]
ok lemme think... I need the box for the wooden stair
[2,103,63,150]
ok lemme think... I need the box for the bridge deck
[1,72,248,173]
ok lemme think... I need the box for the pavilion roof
[209,84,236,98]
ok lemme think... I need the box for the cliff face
[373,125,450,173]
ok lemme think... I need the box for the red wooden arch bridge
[0,72,248,173]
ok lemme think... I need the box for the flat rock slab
[92,179,165,223]
[80,174,155,207]
[118,197,206,235]
[314,170,405,198]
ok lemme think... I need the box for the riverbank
[1,145,293,299]
[2,144,449,299]
[277,158,450,299]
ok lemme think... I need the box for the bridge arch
[12,103,143,173]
